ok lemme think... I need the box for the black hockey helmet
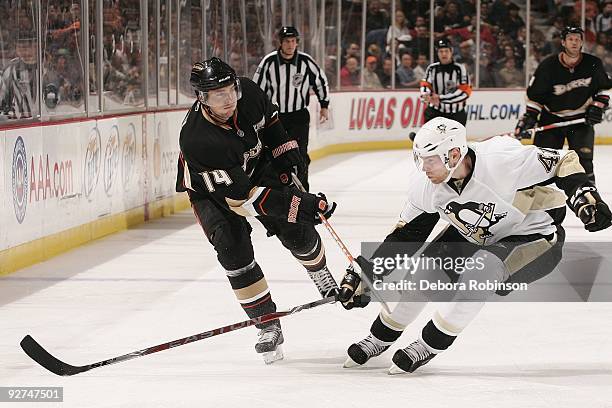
[190,57,242,106]
[279,26,300,40]
[435,38,452,50]
[190,57,237,92]
[561,26,584,40]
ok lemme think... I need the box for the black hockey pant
[280,109,311,191]
[189,197,323,328]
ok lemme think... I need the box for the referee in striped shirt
[419,39,472,125]
[253,26,330,191]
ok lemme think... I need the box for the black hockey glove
[271,140,306,186]
[248,187,335,225]
[514,107,539,139]
[585,94,609,126]
[567,185,612,232]
[339,256,373,310]
[312,192,337,224]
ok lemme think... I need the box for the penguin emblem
[444,201,507,244]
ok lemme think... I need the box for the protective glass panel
[227,0,248,76]
[148,0,157,107]
[340,1,363,90]
[169,0,177,104]
[0,2,40,120]
[179,0,203,104]
[480,0,526,88]
[42,1,86,116]
[323,0,339,90]
[364,0,390,89]
[88,0,100,112]
[102,0,145,110]
[433,0,476,84]
[244,0,269,78]
[205,0,224,59]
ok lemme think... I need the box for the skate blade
[342,356,361,368]
[388,363,408,375]
[262,345,284,364]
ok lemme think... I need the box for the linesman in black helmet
[419,38,472,126]
[176,57,339,363]
[515,26,612,184]
[253,26,330,191]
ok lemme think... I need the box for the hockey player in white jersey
[338,116,611,374]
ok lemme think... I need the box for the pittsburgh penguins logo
[444,201,507,245]
[536,148,561,173]
[437,123,447,133]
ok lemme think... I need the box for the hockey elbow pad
[585,95,609,126]
[245,187,336,225]
[567,185,612,232]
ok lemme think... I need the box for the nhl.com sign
[12,136,28,224]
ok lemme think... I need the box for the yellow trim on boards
[0,195,191,276]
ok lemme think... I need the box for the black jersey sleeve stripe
[305,54,329,104]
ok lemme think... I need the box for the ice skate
[307,266,340,298]
[343,334,391,368]
[388,339,436,374]
[255,322,284,364]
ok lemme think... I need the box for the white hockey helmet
[412,117,467,182]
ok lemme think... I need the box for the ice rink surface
[2,145,612,408]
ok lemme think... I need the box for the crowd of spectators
[335,0,611,90]
[2,0,611,121]
[338,0,434,89]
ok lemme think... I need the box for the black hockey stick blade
[21,295,335,376]
[21,335,88,376]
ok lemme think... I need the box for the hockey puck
[408,132,416,141]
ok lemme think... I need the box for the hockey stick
[291,174,392,313]
[20,295,335,376]
[410,118,586,142]
[484,118,586,141]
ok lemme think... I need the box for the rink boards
[1,89,612,274]
[0,111,190,274]
[307,89,612,159]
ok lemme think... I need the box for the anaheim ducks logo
[242,137,262,175]
[444,201,507,244]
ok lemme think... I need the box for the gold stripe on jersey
[503,237,554,275]
[513,186,566,215]
[226,186,265,217]
[555,150,586,178]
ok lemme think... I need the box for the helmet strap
[442,149,466,183]
[202,103,234,127]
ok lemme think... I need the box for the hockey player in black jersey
[176,58,339,363]
[515,26,612,184]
